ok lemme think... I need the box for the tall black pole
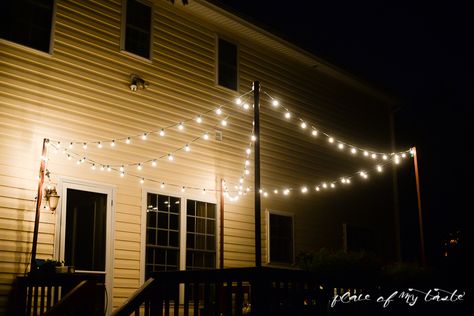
[253,81,262,267]
[412,147,426,266]
[31,138,49,272]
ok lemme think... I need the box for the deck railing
[13,273,102,316]
[112,267,332,316]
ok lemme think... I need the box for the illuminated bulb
[168,154,174,161]
[341,178,346,183]
[330,183,335,188]
[272,99,279,107]
[394,157,400,165]
[137,163,142,170]
[377,165,383,172]
[402,153,407,158]
[283,189,290,195]
[382,155,388,160]
[196,116,202,123]
[142,133,148,140]
[202,189,206,194]
[409,148,415,155]
[259,189,263,194]
[315,186,320,191]
[140,178,144,184]
[184,144,190,152]
[322,183,328,189]
[234,196,239,201]
[98,142,103,148]
[203,133,209,140]
[251,135,256,142]
[274,189,279,194]
[69,142,73,149]
[243,103,250,110]
[300,121,307,129]
[82,143,87,149]
[346,179,351,184]
[338,143,344,150]
[111,140,116,147]
[363,151,369,157]
[120,171,125,177]
[151,159,157,167]
[328,137,334,143]
[67,154,72,160]
[107,165,111,172]
[246,187,251,192]
[312,130,318,136]
[160,182,165,189]
[100,165,105,171]
[351,148,357,154]
[178,123,184,131]
[120,165,124,172]
[239,177,244,184]
[235,98,242,105]
[159,129,165,137]
[371,153,377,159]
[126,137,131,144]
[246,148,251,155]
[284,112,291,119]
[181,186,185,192]
[216,108,222,115]
[263,192,268,197]
[245,169,250,175]
[245,160,250,166]
[76,160,80,165]
[301,186,308,193]
[239,185,243,191]
[238,191,243,196]
[221,119,228,126]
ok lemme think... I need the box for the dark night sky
[217,0,474,265]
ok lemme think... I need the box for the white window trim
[54,177,116,315]
[215,35,240,92]
[120,0,154,62]
[140,187,219,285]
[265,209,295,265]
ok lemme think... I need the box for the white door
[55,180,114,314]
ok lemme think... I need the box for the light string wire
[262,90,411,158]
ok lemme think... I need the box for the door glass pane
[65,189,107,271]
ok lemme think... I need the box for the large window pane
[124,0,151,59]
[218,38,237,90]
[269,213,294,264]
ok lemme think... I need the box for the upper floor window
[123,0,152,59]
[0,0,54,53]
[217,38,238,90]
[268,211,294,264]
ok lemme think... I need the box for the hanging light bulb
[91,164,96,170]
[251,135,256,142]
[363,151,369,157]
[273,189,279,194]
[120,171,125,177]
[107,165,112,172]
[67,154,72,160]
[137,163,142,170]
[202,188,206,194]
[98,141,103,148]
[178,122,184,131]
[181,186,185,192]
[100,165,105,171]
[338,143,344,150]
[315,186,320,191]
[152,159,157,167]
[401,153,407,158]
[243,103,250,110]
[82,143,87,150]
[120,165,125,172]
[159,129,165,137]
[196,116,203,123]
[312,129,318,136]
[69,142,73,149]
[284,112,291,119]
[331,183,336,188]
[245,169,250,175]
[272,99,279,107]
[160,182,165,189]
[246,148,251,155]
[322,183,328,189]
[126,137,131,144]
[239,177,244,184]
[184,144,190,152]
[221,119,228,126]
[246,187,251,192]
[111,140,116,147]
[328,137,334,144]
[300,121,307,129]
[140,178,144,184]
[371,153,377,159]
[263,192,268,197]
[235,98,242,105]
[283,189,290,195]
[203,133,209,140]
[245,160,250,166]
[382,154,388,160]
[142,133,148,140]
[351,148,357,154]
[216,108,222,115]
[376,165,383,172]
[341,178,346,183]
[301,186,308,193]
[346,179,351,184]
[168,154,174,161]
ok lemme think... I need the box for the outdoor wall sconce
[129,74,148,91]
[44,186,60,212]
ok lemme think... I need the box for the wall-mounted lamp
[130,74,148,91]
[45,186,60,212]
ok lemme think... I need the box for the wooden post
[220,179,225,269]
[412,147,426,266]
[253,81,262,267]
[30,138,49,272]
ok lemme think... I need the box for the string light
[111,140,116,147]
[235,98,242,105]
[371,153,377,159]
[328,137,334,143]
[221,119,228,126]
[120,171,125,177]
[98,142,103,148]
[140,178,144,184]
[272,100,279,107]
[107,165,112,172]
[152,159,157,167]
[284,112,291,119]
[82,143,87,150]
[300,121,307,129]
[351,148,357,154]
[216,108,222,115]
[137,163,142,170]
[91,164,96,170]
[301,186,308,193]
[203,133,209,140]
[243,103,250,110]
[338,143,344,150]
[142,133,148,140]
[159,129,165,137]
[376,165,383,172]
[120,165,125,172]
[126,137,131,144]
[196,116,202,123]
[184,144,190,152]
[283,189,290,195]
[168,154,174,161]
[312,130,318,136]
[251,135,256,142]
[178,122,184,131]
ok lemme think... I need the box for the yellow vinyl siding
[0,0,396,313]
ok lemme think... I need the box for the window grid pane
[124,0,151,59]
[218,38,237,90]
[269,213,294,264]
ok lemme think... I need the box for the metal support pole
[412,146,426,266]
[253,81,262,267]
[30,138,49,272]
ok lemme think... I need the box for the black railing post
[253,81,262,268]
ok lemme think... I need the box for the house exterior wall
[0,0,397,312]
